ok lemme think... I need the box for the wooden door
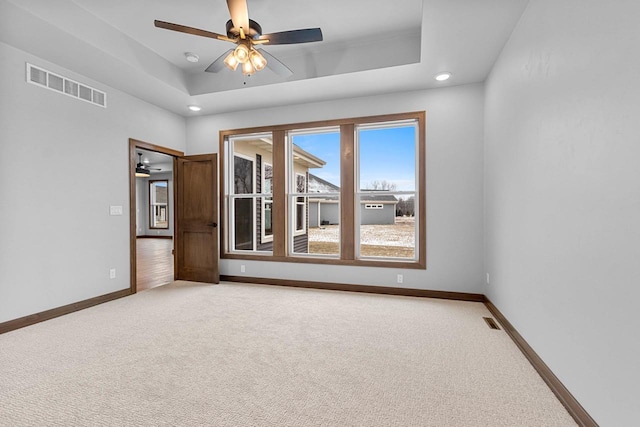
[176,154,219,283]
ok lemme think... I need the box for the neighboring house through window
[220,111,426,269]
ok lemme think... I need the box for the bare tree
[367,180,397,191]
[396,196,415,216]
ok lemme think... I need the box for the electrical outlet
[240,264,246,273]
[110,268,116,279]
[486,273,490,285]
[397,274,403,284]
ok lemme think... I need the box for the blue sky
[292,126,416,191]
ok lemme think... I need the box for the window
[149,180,169,229]
[227,134,273,254]
[357,122,417,260]
[290,128,341,257]
[220,112,425,268]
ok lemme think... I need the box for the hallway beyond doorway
[136,237,173,291]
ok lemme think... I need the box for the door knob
[207,222,217,227]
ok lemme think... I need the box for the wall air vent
[26,63,107,108]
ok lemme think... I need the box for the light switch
[110,205,123,216]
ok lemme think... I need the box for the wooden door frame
[129,138,184,293]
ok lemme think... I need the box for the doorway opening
[136,148,173,291]
[129,139,184,293]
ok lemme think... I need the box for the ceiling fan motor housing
[225,19,262,39]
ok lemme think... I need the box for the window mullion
[272,130,286,257]
[340,124,355,260]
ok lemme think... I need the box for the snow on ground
[308,217,415,247]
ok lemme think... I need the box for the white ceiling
[73,0,424,73]
[0,0,530,116]
[137,148,173,172]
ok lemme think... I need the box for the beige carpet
[0,281,576,426]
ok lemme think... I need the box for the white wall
[484,0,640,424]
[187,84,485,294]
[0,42,186,323]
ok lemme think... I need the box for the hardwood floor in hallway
[136,237,174,291]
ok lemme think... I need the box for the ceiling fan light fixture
[223,51,239,71]
[434,72,452,81]
[250,49,267,71]
[242,60,255,75]
[135,152,151,178]
[154,1,323,78]
[135,167,151,178]
[234,44,250,63]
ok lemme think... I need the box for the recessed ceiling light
[185,52,199,63]
[188,105,201,112]
[434,72,451,82]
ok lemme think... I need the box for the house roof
[309,174,398,203]
[234,138,325,168]
[308,174,339,192]
[361,195,398,203]
[309,174,399,204]
[293,145,326,169]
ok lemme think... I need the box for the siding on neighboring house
[293,234,309,253]
[360,197,397,225]
[308,174,398,226]
[309,200,340,227]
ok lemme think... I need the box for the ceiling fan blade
[226,0,250,38]
[154,20,233,42]
[257,49,293,78]
[258,28,323,45]
[205,49,234,73]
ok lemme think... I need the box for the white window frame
[229,152,257,252]
[261,161,274,243]
[293,172,307,236]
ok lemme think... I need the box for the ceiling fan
[135,153,161,177]
[154,0,323,77]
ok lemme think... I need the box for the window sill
[221,253,426,270]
